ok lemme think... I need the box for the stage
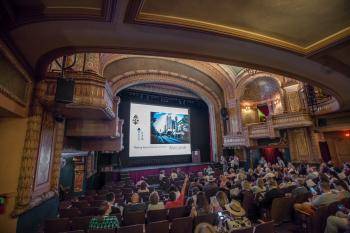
[102,162,211,182]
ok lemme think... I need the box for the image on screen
[150,112,190,144]
[129,103,191,157]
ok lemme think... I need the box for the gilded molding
[36,71,116,119]
[135,7,350,54]
[12,99,43,214]
[12,100,66,216]
[50,121,65,191]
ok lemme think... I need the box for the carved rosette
[14,99,43,210]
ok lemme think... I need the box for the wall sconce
[244,106,251,111]
[345,131,350,137]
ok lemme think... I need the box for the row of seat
[45,216,274,233]
[296,198,350,233]
[59,206,188,223]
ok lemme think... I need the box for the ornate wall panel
[287,91,302,112]
[0,40,33,117]
[12,99,65,216]
[287,128,313,162]
[324,132,350,166]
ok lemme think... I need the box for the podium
[192,150,201,163]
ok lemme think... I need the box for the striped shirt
[89,216,119,230]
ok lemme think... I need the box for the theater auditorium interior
[0,1,350,233]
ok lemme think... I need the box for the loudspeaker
[55,77,75,104]
[318,118,327,127]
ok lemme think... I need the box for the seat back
[193,214,216,227]
[168,207,186,221]
[271,197,294,223]
[123,211,145,226]
[293,192,311,204]
[61,231,85,233]
[228,227,254,233]
[44,218,71,233]
[59,208,80,218]
[71,216,93,231]
[254,221,274,233]
[117,224,143,233]
[311,205,329,233]
[171,216,193,233]
[139,192,150,202]
[327,201,341,216]
[59,201,72,209]
[146,220,170,233]
[73,200,90,209]
[90,200,104,207]
[80,207,99,216]
[147,209,168,223]
[88,229,115,233]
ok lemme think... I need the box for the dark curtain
[319,141,331,162]
[257,104,269,116]
[260,148,281,164]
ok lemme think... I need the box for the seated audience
[165,175,189,208]
[261,179,284,208]
[171,169,178,180]
[191,191,213,217]
[292,178,309,198]
[224,200,252,231]
[137,181,149,193]
[212,191,228,212]
[124,193,146,213]
[106,192,122,214]
[203,176,218,200]
[324,205,350,233]
[294,181,338,215]
[89,201,119,230]
[147,191,164,211]
[159,170,166,181]
[252,178,266,195]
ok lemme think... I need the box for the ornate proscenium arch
[110,70,224,161]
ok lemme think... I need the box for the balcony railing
[223,111,313,147]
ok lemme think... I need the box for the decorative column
[13,99,43,211]
[50,120,65,191]
[309,130,323,162]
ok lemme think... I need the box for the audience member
[89,201,119,230]
[147,191,164,211]
[261,179,284,208]
[124,193,146,213]
[203,176,218,200]
[191,191,213,217]
[165,175,189,208]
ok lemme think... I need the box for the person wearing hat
[224,200,252,231]
[203,176,218,201]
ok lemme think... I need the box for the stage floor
[108,162,211,172]
[103,162,211,182]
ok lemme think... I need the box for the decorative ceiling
[241,77,280,102]
[133,0,350,54]
[0,0,113,28]
[0,0,350,110]
[103,56,225,103]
